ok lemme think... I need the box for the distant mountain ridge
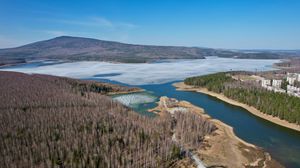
[0,36,293,65]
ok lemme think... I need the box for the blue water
[84,77,300,167]
[0,60,66,69]
[111,92,158,117]
[2,61,300,167]
[138,81,300,168]
[93,73,122,77]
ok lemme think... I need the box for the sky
[0,0,300,49]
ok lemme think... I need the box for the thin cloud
[39,30,93,38]
[90,17,113,27]
[43,30,68,36]
[118,22,137,29]
[54,16,137,30]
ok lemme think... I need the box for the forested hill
[0,36,206,64]
[184,72,300,124]
[0,36,287,66]
[0,71,215,168]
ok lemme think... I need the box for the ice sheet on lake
[0,57,279,85]
[113,93,156,107]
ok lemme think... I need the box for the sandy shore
[150,96,283,168]
[173,82,300,132]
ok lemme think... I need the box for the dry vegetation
[0,71,139,110]
[275,58,300,72]
[0,71,215,168]
[173,112,216,150]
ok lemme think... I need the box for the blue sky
[0,0,300,49]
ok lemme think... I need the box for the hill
[0,36,207,64]
[0,36,289,65]
[0,71,215,168]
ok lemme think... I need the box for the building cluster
[261,73,300,97]
[261,78,285,93]
[286,73,300,97]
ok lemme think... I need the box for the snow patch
[113,93,156,107]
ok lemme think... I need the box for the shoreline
[173,82,300,132]
[107,88,144,95]
[149,96,283,167]
[149,97,256,148]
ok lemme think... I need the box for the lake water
[139,82,300,168]
[0,57,277,85]
[1,58,300,167]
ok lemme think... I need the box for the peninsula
[174,71,300,132]
[149,96,283,167]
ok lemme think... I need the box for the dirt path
[160,98,207,168]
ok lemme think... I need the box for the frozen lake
[0,57,279,85]
[2,57,300,167]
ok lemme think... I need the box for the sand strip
[173,82,300,132]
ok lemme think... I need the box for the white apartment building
[272,79,282,88]
[287,85,300,97]
[287,85,300,92]
[287,76,297,85]
[287,73,300,85]
[261,79,271,87]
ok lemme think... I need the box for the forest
[184,72,300,124]
[0,71,215,168]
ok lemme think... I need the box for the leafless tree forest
[0,71,215,168]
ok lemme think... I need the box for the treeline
[0,72,138,109]
[184,72,300,124]
[0,71,215,168]
[185,72,234,93]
